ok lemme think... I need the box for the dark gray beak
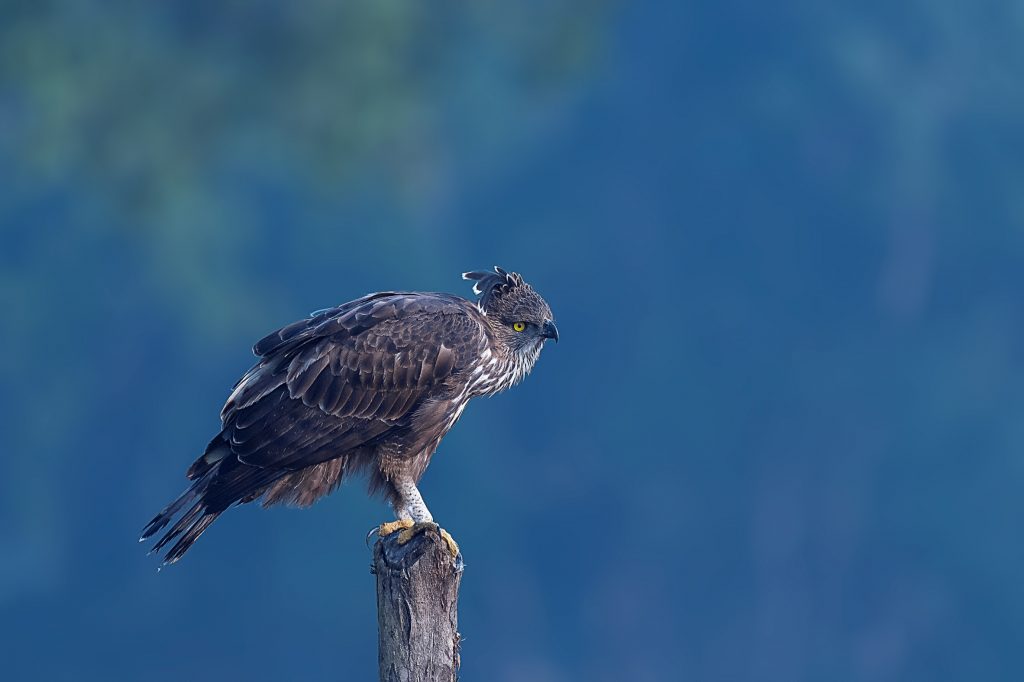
[541,320,559,342]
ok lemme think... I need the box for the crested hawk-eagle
[141,267,558,563]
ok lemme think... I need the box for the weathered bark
[373,527,463,682]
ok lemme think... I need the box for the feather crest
[462,266,524,309]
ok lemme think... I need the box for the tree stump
[373,526,463,682]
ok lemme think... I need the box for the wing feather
[147,291,491,563]
[216,293,487,473]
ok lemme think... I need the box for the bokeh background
[2,1,1023,680]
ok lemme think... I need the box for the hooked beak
[541,320,559,343]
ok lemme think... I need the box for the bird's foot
[377,518,415,537]
[439,528,460,558]
[367,518,414,547]
[395,521,460,558]
[372,519,460,558]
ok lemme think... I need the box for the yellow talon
[388,521,461,558]
[396,521,433,545]
[378,518,415,537]
[439,528,460,558]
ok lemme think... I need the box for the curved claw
[367,519,415,547]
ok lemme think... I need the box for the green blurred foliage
[0,0,611,333]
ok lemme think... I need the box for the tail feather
[140,478,205,543]
[141,465,225,564]
[161,511,221,564]
[150,500,204,555]
[141,454,287,564]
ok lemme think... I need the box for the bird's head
[463,267,558,360]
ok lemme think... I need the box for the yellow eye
[513,321,527,332]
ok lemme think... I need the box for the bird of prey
[141,267,558,564]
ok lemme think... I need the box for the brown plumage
[141,267,557,564]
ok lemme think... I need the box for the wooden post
[373,526,463,682]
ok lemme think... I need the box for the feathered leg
[392,476,433,523]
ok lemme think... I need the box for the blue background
[2,1,1022,680]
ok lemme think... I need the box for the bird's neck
[478,341,542,398]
